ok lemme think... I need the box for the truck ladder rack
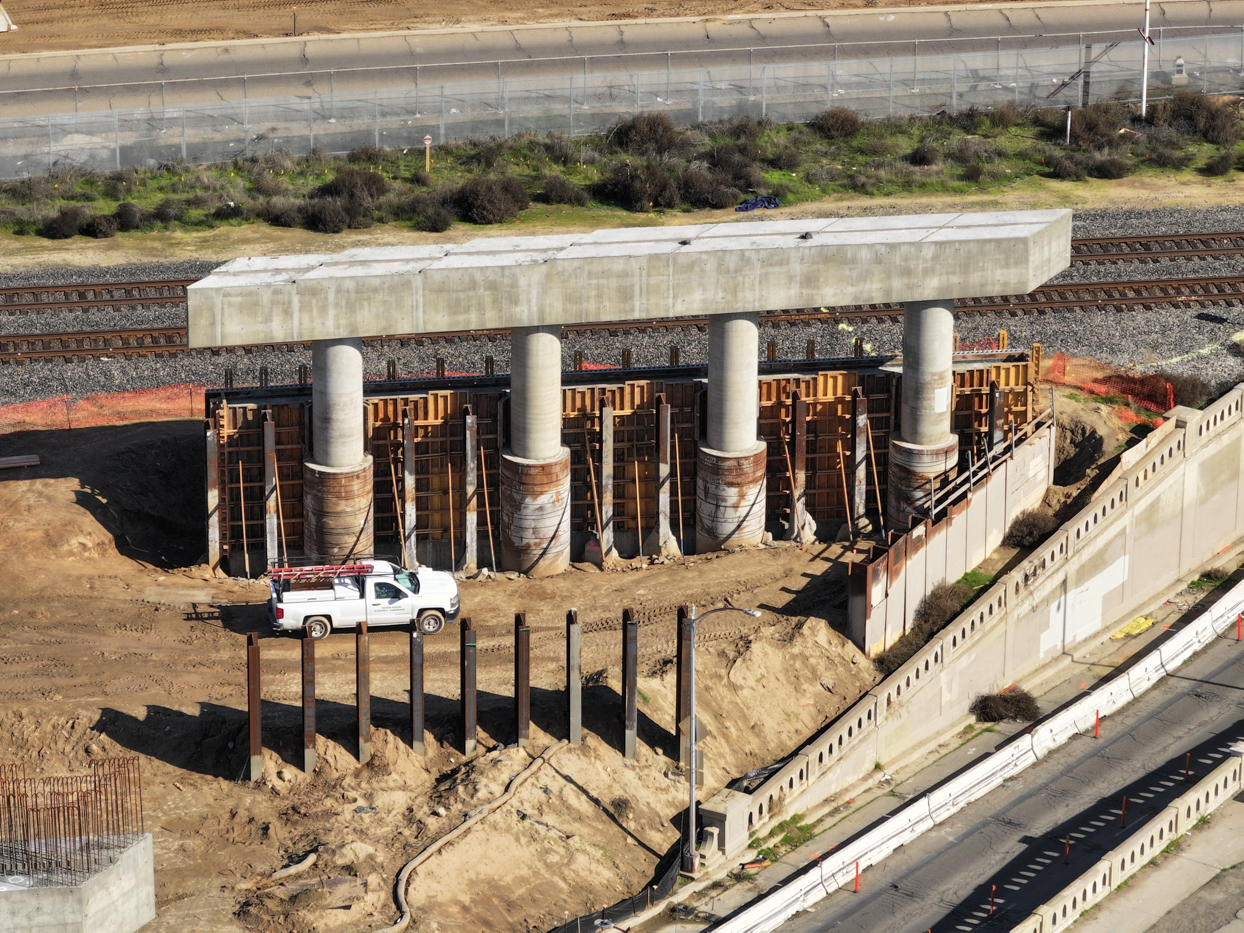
[269,563,375,581]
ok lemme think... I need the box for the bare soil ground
[0,418,882,932]
[0,0,1076,55]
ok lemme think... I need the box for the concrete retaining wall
[849,413,1056,656]
[0,834,155,933]
[704,385,1244,862]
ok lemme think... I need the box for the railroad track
[7,273,1244,364]
[1070,233,1244,264]
[0,280,194,315]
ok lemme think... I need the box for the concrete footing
[302,456,374,562]
[0,835,156,933]
[695,441,768,551]
[499,447,571,577]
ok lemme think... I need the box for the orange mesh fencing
[0,384,206,434]
[1042,353,1175,414]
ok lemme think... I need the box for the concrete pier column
[888,300,959,530]
[697,312,766,551]
[304,337,374,562]
[500,325,571,576]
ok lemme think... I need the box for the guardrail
[709,573,1244,933]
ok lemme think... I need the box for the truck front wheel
[306,617,331,640]
[418,610,446,635]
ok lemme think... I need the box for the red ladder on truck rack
[269,564,374,581]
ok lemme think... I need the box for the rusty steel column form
[566,609,582,745]
[515,613,531,748]
[246,633,262,782]
[850,388,869,534]
[786,392,814,544]
[304,337,374,563]
[655,396,680,558]
[460,617,477,756]
[205,421,222,575]
[698,311,766,551]
[600,401,615,561]
[263,411,279,568]
[675,606,692,768]
[501,325,570,577]
[989,380,1005,449]
[622,609,638,760]
[462,407,478,573]
[888,299,959,531]
[410,624,425,756]
[301,627,316,774]
[402,412,418,568]
[356,619,371,765]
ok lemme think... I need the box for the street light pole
[683,603,762,876]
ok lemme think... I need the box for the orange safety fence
[1042,353,1175,414]
[0,384,206,434]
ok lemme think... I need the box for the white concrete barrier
[709,579,1244,933]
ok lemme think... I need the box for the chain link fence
[2,28,1243,178]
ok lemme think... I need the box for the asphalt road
[776,618,1244,932]
[1,0,1242,116]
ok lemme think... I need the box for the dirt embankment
[0,418,877,933]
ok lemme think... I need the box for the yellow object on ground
[1112,616,1156,639]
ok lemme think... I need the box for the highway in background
[773,609,1244,932]
[0,0,1242,116]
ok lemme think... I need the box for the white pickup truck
[269,561,460,639]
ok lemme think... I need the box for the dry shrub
[963,163,986,182]
[5,176,55,203]
[82,213,118,239]
[1204,149,1235,176]
[1051,156,1086,180]
[705,142,763,190]
[810,107,862,139]
[542,132,576,164]
[807,165,843,185]
[907,145,939,166]
[1202,565,1233,584]
[540,174,589,206]
[913,582,973,634]
[874,582,973,675]
[603,161,679,212]
[260,197,303,228]
[679,169,739,208]
[347,144,388,164]
[1153,90,1243,145]
[969,687,1040,722]
[612,113,684,157]
[39,205,89,239]
[251,173,287,197]
[302,198,350,233]
[1003,508,1058,548]
[415,205,454,233]
[114,202,151,231]
[453,176,529,224]
[1069,102,1131,148]
[1157,370,1210,408]
[1090,155,1133,179]
[316,167,388,203]
[1150,147,1192,169]
[950,137,1003,164]
[769,147,802,170]
[253,150,296,173]
[212,201,256,221]
[153,199,187,223]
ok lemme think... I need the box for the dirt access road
[0,417,880,933]
[0,0,1084,54]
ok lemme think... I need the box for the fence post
[635,73,641,114]
[951,56,958,111]
[375,88,381,148]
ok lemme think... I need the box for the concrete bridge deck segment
[188,211,1070,347]
[187,210,1070,576]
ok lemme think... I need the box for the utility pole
[1140,0,1154,117]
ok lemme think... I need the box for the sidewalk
[634,548,1244,933]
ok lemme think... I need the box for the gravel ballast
[2,208,1244,407]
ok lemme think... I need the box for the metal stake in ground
[567,609,582,745]
[460,617,477,756]
[515,613,531,749]
[622,608,638,760]
[357,618,371,765]
[302,627,316,773]
[247,633,261,781]
[410,624,425,756]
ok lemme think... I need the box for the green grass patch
[957,570,996,593]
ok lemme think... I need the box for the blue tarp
[735,196,781,212]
